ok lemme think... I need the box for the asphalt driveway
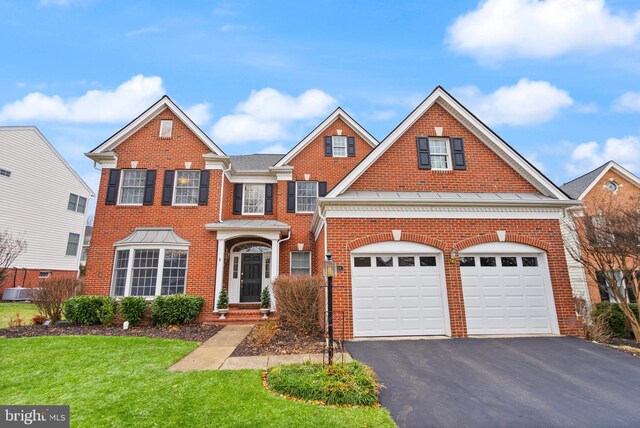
[346,337,640,428]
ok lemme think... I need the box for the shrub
[120,296,147,326]
[592,302,626,337]
[150,295,205,326]
[8,313,23,328]
[63,296,115,325]
[261,287,271,309]
[273,275,323,335]
[217,288,229,310]
[31,314,47,325]
[267,361,380,406]
[32,278,84,322]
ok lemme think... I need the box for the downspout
[218,164,232,222]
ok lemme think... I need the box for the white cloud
[612,91,640,112]
[219,24,256,32]
[453,79,573,126]
[447,0,640,61]
[0,75,165,123]
[39,0,88,6]
[211,88,336,144]
[184,103,211,126]
[125,26,162,37]
[567,136,640,175]
[259,144,289,154]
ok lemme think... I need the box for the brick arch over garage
[454,232,550,252]
[346,232,446,252]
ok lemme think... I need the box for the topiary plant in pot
[217,288,229,320]
[260,287,271,319]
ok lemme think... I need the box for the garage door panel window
[398,256,415,267]
[354,257,371,267]
[460,257,475,267]
[419,256,437,267]
[522,257,538,267]
[480,257,496,267]
[376,256,394,267]
[501,257,518,267]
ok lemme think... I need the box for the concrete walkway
[169,324,352,371]
[170,324,253,371]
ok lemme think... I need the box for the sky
[1,0,640,214]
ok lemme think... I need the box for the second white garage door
[351,241,449,337]
[460,242,559,335]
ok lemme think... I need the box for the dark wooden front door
[240,253,262,302]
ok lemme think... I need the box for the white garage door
[460,243,559,335]
[351,241,449,337]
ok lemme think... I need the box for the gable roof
[274,107,378,167]
[230,154,284,172]
[0,126,95,197]
[87,96,225,156]
[561,160,640,200]
[326,86,570,200]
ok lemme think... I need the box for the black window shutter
[287,181,296,213]
[143,170,156,206]
[319,181,328,197]
[264,184,274,214]
[162,170,175,206]
[416,137,431,170]
[198,170,210,206]
[105,169,121,205]
[233,184,243,214]
[347,136,356,157]
[451,137,467,170]
[596,271,610,301]
[324,136,332,157]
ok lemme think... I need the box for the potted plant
[260,287,271,319]
[217,288,229,320]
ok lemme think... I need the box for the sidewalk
[170,324,352,371]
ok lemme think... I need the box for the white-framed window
[242,184,265,215]
[119,170,147,205]
[173,170,200,205]
[159,120,173,138]
[0,168,11,178]
[600,270,637,303]
[428,138,451,170]
[291,251,311,276]
[296,181,318,213]
[66,233,80,256]
[39,271,51,279]
[67,193,87,213]
[111,247,189,297]
[332,136,347,157]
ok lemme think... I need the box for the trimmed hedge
[592,302,640,337]
[150,295,205,326]
[63,296,117,325]
[120,297,147,326]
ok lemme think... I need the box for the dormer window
[332,136,347,157]
[159,120,173,138]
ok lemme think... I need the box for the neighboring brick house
[85,87,581,339]
[0,127,94,292]
[560,161,640,306]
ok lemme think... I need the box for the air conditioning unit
[2,287,31,301]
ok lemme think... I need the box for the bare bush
[575,296,613,343]
[273,275,324,335]
[32,278,84,322]
[0,231,27,285]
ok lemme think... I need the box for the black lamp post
[323,252,337,365]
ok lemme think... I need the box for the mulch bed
[0,323,223,343]
[605,338,640,357]
[231,321,325,357]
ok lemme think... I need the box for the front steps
[209,305,277,326]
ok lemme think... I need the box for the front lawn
[0,302,38,328]
[0,336,394,427]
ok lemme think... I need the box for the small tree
[32,278,84,322]
[0,231,27,285]
[260,287,271,309]
[217,287,229,310]
[565,195,640,342]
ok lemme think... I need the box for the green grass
[0,336,394,428]
[0,302,39,328]
[267,362,380,406]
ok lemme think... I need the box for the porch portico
[205,220,290,312]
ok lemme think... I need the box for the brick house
[85,86,581,339]
[560,161,640,306]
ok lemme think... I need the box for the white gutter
[218,164,232,222]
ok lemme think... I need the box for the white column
[270,238,280,310]
[213,238,226,312]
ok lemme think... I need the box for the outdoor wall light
[450,247,459,264]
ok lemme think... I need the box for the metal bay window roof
[114,227,191,247]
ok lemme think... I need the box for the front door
[240,253,262,302]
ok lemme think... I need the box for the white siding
[560,214,590,306]
[0,127,93,272]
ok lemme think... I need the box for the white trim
[88,96,224,156]
[577,161,640,200]
[274,108,378,167]
[172,170,200,206]
[326,87,568,200]
[352,241,441,254]
[117,169,146,206]
[227,175,277,184]
[428,137,452,171]
[331,136,348,158]
[241,183,266,215]
[295,181,319,213]
[227,240,273,304]
[459,242,545,254]
[290,251,312,276]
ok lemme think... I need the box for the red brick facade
[1,268,77,292]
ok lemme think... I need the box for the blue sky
[1,0,639,213]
